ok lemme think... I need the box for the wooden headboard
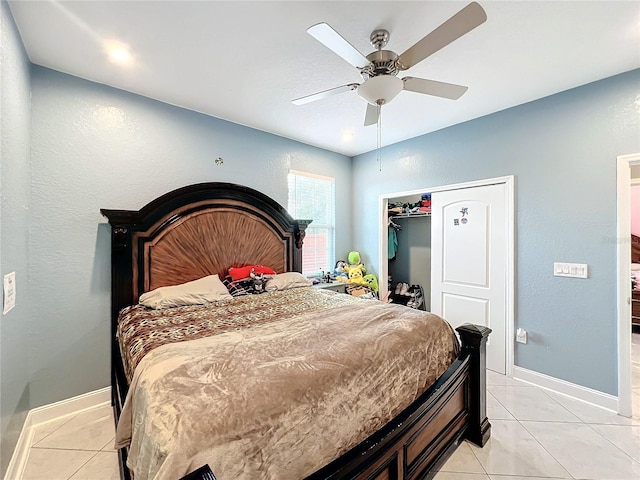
[101,182,310,325]
[633,234,640,264]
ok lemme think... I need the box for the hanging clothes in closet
[388,218,401,260]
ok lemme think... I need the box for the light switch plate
[3,271,16,314]
[553,262,588,279]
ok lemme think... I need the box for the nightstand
[313,282,346,294]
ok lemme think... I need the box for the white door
[431,183,507,374]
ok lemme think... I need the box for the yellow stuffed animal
[336,251,369,286]
[347,265,368,286]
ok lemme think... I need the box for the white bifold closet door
[431,183,507,374]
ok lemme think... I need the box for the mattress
[115,287,459,480]
[117,287,360,382]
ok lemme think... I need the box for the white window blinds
[287,170,335,276]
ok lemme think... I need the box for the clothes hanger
[388,218,402,231]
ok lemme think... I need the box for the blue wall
[0,0,32,473]
[352,69,640,395]
[27,66,352,408]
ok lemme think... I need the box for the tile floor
[20,403,118,479]
[435,333,640,480]
[18,334,640,480]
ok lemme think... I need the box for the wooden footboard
[304,324,490,480]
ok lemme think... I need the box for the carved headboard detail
[101,182,310,320]
[632,234,640,264]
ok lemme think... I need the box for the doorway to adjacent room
[617,153,640,417]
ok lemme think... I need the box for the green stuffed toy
[347,251,367,276]
[363,274,379,293]
[338,251,379,294]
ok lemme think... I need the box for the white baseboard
[4,387,110,480]
[27,387,110,426]
[3,420,35,480]
[513,366,618,412]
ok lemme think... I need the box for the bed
[101,182,491,480]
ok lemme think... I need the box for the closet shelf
[389,212,431,219]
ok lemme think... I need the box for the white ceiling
[7,1,640,157]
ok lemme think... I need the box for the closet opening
[386,193,432,311]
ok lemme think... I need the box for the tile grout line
[465,386,503,478]
[471,388,573,479]
[65,450,102,480]
[22,407,118,479]
[524,387,584,479]
[465,437,489,478]
[30,412,80,449]
[537,387,586,423]
[516,419,575,480]
[582,422,640,465]
[490,385,576,479]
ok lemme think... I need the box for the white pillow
[265,272,313,292]
[139,274,232,309]
[631,263,640,271]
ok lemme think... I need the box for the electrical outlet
[516,328,527,344]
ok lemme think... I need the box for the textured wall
[353,69,640,396]
[28,66,352,408]
[0,0,32,474]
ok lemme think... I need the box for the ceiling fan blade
[307,23,370,69]
[402,77,468,100]
[397,2,487,70]
[292,83,359,105]
[364,103,379,126]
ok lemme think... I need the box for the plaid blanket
[222,275,268,296]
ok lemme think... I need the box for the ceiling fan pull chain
[377,102,382,172]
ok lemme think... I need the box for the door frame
[378,175,515,377]
[616,153,640,417]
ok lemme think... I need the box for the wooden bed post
[294,219,312,273]
[456,323,491,447]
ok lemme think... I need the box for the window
[287,170,335,276]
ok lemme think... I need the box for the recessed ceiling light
[104,40,134,66]
[342,131,354,141]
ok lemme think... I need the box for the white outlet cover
[3,271,16,314]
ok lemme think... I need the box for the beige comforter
[115,289,458,480]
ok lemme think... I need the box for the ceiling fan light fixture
[357,75,403,106]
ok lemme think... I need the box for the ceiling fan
[292,2,487,126]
